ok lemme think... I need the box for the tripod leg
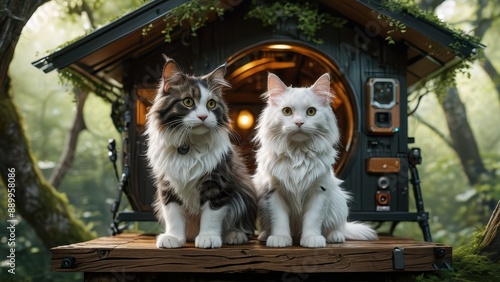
[409,148,432,242]
[419,215,432,242]
[390,221,399,236]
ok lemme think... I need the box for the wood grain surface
[51,233,451,274]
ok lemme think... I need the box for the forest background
[0,0,499,281]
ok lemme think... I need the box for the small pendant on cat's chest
[177,145,190,155]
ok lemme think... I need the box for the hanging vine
[376,0,481,102]
[57,0,481,103]
[142,0,225,42]
[58,68,122,104]
[245,0,346,44]
[378,0,481,57]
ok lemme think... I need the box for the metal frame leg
[409,148,432,242]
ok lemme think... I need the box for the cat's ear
[205,63,231,90]
[161,55,183,93]
[267,73,288,105]
[310,73,332,106]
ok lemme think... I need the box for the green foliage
[420,154,498,246]
[165,0,224,41]
[377,0,480,91]
[376,13,406,45]
[58,68,121,104]
[435,61,473,102]
[406,70,500,246]
[380,0,480,50]
[7,0,498,280]
[246,0,346,44]
[149,0,347,45]
[0,185,82,281]
[54,0,147,28]
[6,70,120,280]
[415,229,500,282]
[150,0,225,42]
[409,58,474,106]
[453,162,500,232]
[3,1,128,280]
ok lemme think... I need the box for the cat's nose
[198,115,208,121]
[295,122,304,127]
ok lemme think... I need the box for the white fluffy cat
[253,73,377,248]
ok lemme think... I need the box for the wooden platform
[51,233,451,281]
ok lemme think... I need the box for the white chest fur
[147,129,231,213]
[264,146,334,195]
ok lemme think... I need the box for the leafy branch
[379,0,480,55]
[246,0,346,44]
[58,68,121,104]
[142,0,225,42]
[376,13,406,45]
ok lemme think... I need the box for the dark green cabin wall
[126,8,410,215]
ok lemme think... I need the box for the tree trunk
[441,87,490,185]
[1,0,48,83]
[1,78,95,248]
[0,0,95,248]
[471,0,500,105]
[480,55,500,104]
[49,88,89,188]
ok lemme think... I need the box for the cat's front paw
[266,235,292,247]
[326,230,345,243]
[224,231,248,245]
[195,234,222,248]
[156,233,185,248]
[300,235,326,248]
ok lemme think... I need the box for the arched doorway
[224,42,357,175]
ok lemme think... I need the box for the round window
[225,42,357,175]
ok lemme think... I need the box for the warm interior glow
[135,89,155,128]
[268,44,292,50]
[237,110,254,130]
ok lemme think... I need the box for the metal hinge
[392,247,405,270]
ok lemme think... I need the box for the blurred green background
[1,0,499,281]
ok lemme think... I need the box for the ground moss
[416,230,500,282]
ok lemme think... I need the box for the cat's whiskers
[227,128,241,144]
[168,124,193,148]
[162,119,184,133]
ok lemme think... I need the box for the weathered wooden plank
[51,233,451,274]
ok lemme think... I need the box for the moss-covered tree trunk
[0,0,95,248]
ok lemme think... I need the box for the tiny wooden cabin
[33,0,479,280]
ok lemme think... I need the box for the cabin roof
[32,0,482,90]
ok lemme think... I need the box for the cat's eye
[207,99,216,109]
[183,98,194,107]
[306,107,316,116]
[282,107,292,116]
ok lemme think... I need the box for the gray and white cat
[145,56,257,249]
[254,73,377,248]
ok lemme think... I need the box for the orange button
[366,158,400,173]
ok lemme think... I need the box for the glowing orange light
[268,44,292,50]
[237,110,254,130]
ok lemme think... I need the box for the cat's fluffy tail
[344,222,378,240]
